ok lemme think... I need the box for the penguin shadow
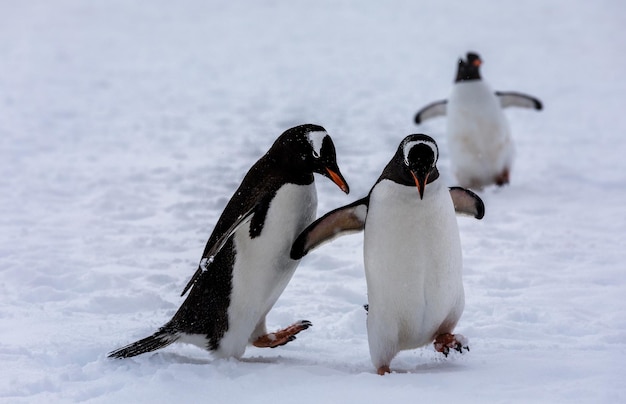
[141,352,287,371]
[146,352,213,365]
[239,356,279,364]
[144,351,314,368]
[393,357,469,375]
[240,353,360,375]
[239,355,312,366]
[147,351,357,374]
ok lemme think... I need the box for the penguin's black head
[399,134,439,200]
[455,51,482,82]
[273,124,349,194]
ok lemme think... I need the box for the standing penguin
[291,134,484,375]
[109,124,349,360]
[414,52,542,189]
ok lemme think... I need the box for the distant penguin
[109,124,350,360]
[291,134,484,375]
[414,52,542,189]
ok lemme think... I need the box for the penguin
[414,52,543,189]
[109,124,350,360]
[291,134,484,375]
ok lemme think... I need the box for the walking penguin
[291,134,484,375]
[414,52,542,189]
[109,124,349,360]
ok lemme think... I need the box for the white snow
[1,0,624,403]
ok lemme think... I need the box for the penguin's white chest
[447,81,513,185]
[219,183,317,357]
[364,180,464,349]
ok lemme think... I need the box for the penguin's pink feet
[377,365,391,376]
[252,320,312,348]
[495,168,510,186]
[434,333,469,357]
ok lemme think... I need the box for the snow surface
[1,0,625,402]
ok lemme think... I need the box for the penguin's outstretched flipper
[449,187,485,219]
[495,91,543,110]
[290,198,369,260]
[180,207,256,297]
[414,99,448,124]
[292,187,485,260]
[108,328,179,358]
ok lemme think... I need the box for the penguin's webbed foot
[495,168,510,186]
[377,365,391,376]
[252,320,312,349]
[434,333,469,357]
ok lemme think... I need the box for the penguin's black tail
[108,328,180,359]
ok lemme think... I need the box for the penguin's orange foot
[434,333,469,357]
[377,365,391,375]
[252,320,312,348]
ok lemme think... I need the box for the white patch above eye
[307,131,327,158]
[403,140,438,166]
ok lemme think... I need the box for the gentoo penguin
[291,134,484,375]
[414,52,543,189]
[109,124,349,360]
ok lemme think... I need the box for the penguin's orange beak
[473,58,482,67]
[326,168,350,194]
[411,171,429,200]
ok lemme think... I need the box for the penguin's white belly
[216,183,317,358]
[447,81,513,187]
[364,180,464,356]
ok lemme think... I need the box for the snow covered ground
[1,0,625,402]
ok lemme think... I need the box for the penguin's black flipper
[291,197,369,260]
[414,100,448,124]
[180,207,256,296]
[495,91,543,110]
[449,187,485,219]
[249,193,273,239]
[108,328,179,358]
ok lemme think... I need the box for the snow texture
[1,0,624,402]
